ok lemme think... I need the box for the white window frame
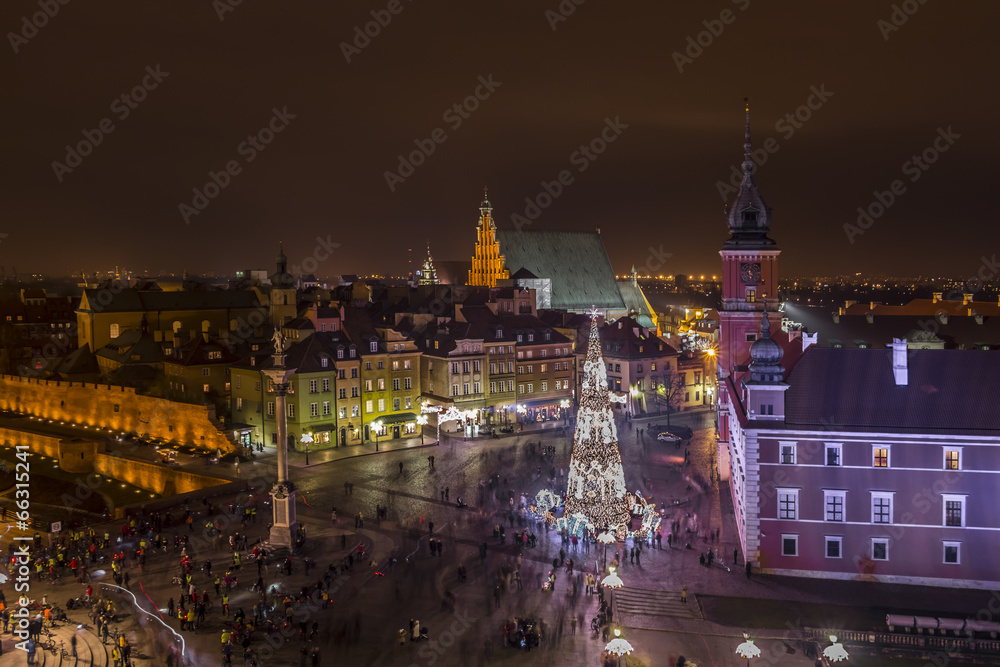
[871,492,894,525]
[824,490,846,522]
[825,443,842,467]
[777,488,799,520]
[779,442,796,465]
[942,494,966,528]
[872,445,890,468]
[825,536,843,559]
[942,541,961,565]
[871,537,889,561]
[780,534,798,557]
[943,447,962,471]
[310,402,318,417]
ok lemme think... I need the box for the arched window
[202,320,211,333]
[109,323,120,339]
[230,319,238,331]
[172,321,182,333]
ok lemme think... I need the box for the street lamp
[736,631,762,667]
[416,414,428,444]
[601,566,624,624]
[823,635,849,662]
[372,420,384,452]
[301,432,313,466]
[604,627,633,667]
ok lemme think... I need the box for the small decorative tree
[658,369,685,426]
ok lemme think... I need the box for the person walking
[681,585,688,604]
[734,547,739,565]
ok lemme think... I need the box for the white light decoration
[559,399,571,408]
[372,421,385,436]
[299,432,314,444]
[596,531,616,545]
[605,637,634,657]
[534,489,563,513]
[601,568,624,589]
[516,404,527,414]
[416,415,428,426]
[736,633,762,659]
[564,309,631,535]
[823,635,849,662]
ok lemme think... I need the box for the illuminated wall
[0,374,235,453]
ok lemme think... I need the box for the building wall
[755,431,1000,588]
[0,374,235,453]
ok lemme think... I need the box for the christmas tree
[564,310,631,536]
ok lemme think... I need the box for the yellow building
[468,191,509,288]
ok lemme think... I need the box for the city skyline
[4,2,997,279]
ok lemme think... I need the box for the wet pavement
[1,409,991,666]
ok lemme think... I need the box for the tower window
[742,209,758,224]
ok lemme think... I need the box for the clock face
[740,262,761,283]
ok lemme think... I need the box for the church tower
[269,242,298,326]
[717,100,781,379]
[468,189,509,287]
[419,241,438,286]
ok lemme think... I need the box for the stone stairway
[613,586,704,631]
[36,619,110,666]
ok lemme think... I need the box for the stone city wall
[0,374,235,453]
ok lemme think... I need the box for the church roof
[495,230,625,311]
[616,281,656,329]
[78,288,262,314]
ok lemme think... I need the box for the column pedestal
[269,480,299,550]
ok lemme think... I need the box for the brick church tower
[468,189,510,288]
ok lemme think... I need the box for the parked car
[656,432,682,444]
[650,424,693,440]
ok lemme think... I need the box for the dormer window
[496,328,502,338]
[369,341,378,352]
[742,208,758,225]
[337,349,344,359]
[321,357,329,368]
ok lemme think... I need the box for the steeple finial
[743,97,753,175]
[479,187,493,221]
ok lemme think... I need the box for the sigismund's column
[262,332,299,550]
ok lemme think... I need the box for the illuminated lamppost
[605,627,633,667]
[301,432,313,466]
[823,635,849,662]
[416,414,428,444]
[736,631,762,667]
[372,420,384,452]
[601,567,624,623]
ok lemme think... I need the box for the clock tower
[718,100,781,379]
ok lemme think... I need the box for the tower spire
[743,96,754,176]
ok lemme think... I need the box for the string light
[564,309,631,537]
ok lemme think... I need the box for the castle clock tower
[718,101,781,379]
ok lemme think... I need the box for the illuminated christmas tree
[564,309,631,537]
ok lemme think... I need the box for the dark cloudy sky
[3,1,997,280]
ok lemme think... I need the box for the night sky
[4,1,997,280]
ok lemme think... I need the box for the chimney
[963,293,974,305]
[975,313,984,325]
[937,312,948,325]
[890,338,908,385]
[802,332,818,352]
[932,292,943,303]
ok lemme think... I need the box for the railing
[806,628,1000,658]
